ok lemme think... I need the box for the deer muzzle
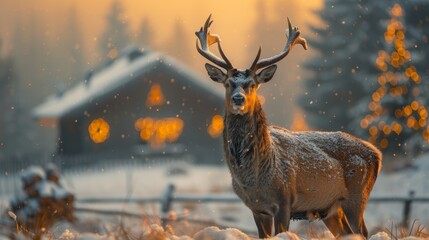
[232,94,245,106]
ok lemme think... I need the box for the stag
[195,15,382,238]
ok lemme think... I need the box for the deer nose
[232,94,245,105]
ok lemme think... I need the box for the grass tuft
[384,220,429,240]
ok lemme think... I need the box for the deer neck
[224,100,274,176]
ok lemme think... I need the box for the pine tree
[0,41,23,157]
[9,11,50,156]
[403,1,429,90]
[50,7,86,88]
[248,0,301,126]
[99,0,130,60]
[136,18,155,50]
[165,19,191,65]
[359,3,428,157]
[64,7,86,86]
[300,1,389,131]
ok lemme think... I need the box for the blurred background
[0,0,323,161]
[0,0,429,237]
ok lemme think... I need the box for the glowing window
[146,83,165,107]
[135,117,184,148]
[88,118,110,143]
[208,115,224,138]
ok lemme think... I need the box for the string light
[362,4,427,149]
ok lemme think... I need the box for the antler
[196,15,233,70]
[250,18,308,72]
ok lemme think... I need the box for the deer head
[196,15,307,115]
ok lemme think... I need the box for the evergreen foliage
[99,0,131,60]
[300,1,389,132]
[358,3,429,157]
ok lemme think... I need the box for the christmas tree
[359,3,427,157]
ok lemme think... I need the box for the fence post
[401,190,415,229]
[161,183,175,226]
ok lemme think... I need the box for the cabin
[33,47,225,164]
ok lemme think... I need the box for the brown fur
[196,15,381,238]
[222,94,381,238]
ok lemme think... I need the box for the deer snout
[232,94,245,106]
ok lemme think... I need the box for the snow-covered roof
[33,50,223,119]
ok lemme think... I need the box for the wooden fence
[77,184,429,229]
[0,149,193,196]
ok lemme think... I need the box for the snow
[33,50,223,119]
[193,226,250,240]
[1,154,429,239]
[33,52,161,118]
[21,166,45,183]
[369,232,391,240]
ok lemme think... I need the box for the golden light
[257,95,266,105]
[411,101,419,111]
[391,3,403,17]
[411,72,420,83]
[380,138,389,149]
[135,117,184,148]
[88,118,110,143]
[392,122,402,135]
[372,92,381,102]
[419,119,426,128]
[382,125,391,135]
[107,49,119,59]
[369,126,378,136]
[208,115,224,138]
[419,107,427,118]
[406,117,416,128]
[378,76,386,85]
[360,119,369,129]
[403,106,412,117]
[291,110,309,131]
[146,83,165,107]
[394,109,403,118]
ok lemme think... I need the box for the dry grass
[5,206,429,240]
[384,220,429,239]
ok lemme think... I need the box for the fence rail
[76,184,429,229]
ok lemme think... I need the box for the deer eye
[225,82,230,88]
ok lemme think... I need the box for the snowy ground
[1,154,429,239]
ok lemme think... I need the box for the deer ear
[256,65,277,84]
[205,63,226,83]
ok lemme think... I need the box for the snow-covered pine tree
[358,3,428,157]
[98,0,131,60]
[300,1,389,131]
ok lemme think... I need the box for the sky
[0,0,323,67]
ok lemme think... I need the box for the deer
[195,15,382,239]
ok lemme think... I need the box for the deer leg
[274,205,291,235]
[342,198,368,238]
[323,207,353,238]
[361,219,368,238]
[253,212,273,238]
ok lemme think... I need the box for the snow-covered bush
[5,164,75,239]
